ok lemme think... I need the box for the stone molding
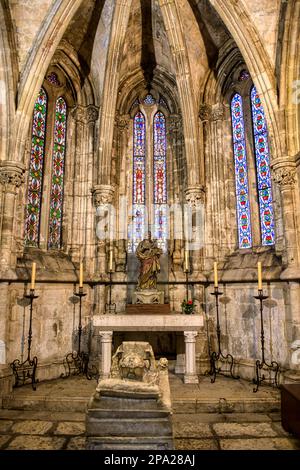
[185,185,205,206]
[0,162,25,190]
[92,184,115,207]
[272,166,296,187]
[199,103,224,122]
[72,105,99,124]
[169,114,182,132]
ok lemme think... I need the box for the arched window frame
[229,79,275,249]
[128,95,169,253]
[24,72,70,251]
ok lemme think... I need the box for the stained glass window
[48,97,67,249]
[250,86,275,245]
[143,94,156,105]
[231,93,252,248]
[24,88,48,246]
[129,112,146,252]
[153,111,167,250]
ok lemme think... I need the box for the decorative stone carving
[0,162,25,191]
[73,105,99,124]
[132,290,164,305]
[199,104,224,122]
[115,114,129,130]
[272,166,296,187]
[92,184,115,207]
[109,342,158,383]
[185,185,205,206]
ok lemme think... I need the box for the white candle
[258,261,262,290]
[31,262,36,290]
[79,262,83,288]
[214,262,218,288]
[109,249,113,272]
[184,250,189,272]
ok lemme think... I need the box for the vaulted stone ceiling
[56,0,243,102]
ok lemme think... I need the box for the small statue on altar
[136,232,162,290]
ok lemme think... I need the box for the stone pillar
[184,185,205,273]
[69,105,99,266]
[99,331,113,378]
[0,162,25,270]
[92,185,115,314]
[272,162,300,278]
[183,331,198,384]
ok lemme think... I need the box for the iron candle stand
[10,288,39,390]
[62,285,98,380]
[208,286,239,383]
[253,289,280,392]
[105,271,116,314]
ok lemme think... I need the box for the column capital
[272,163,296,188]
[184,185,205,206]
[72,105,99,124]
[184,331,198,342]
[92,184,115,207]
[99,331,113,342]
[199,103,224,122]
[115,113,130,130]
[0,161,25,192]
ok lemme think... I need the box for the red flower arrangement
[181,299,195,314]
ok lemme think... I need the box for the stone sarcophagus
[85,341,174,450]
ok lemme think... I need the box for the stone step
[172,397,281,414]
[2,394,281,414]
[2,396,89,412]
[86,408,170,419]
[87,435,173,450]
[86,417,173,437]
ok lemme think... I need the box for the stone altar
[94,314,203,383]
[86,341,174,450]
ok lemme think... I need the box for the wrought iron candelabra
[62,286,98,380]
[208,286,240,383]
[253,289,280,392]
[10,288,39,390]
[105,271,116,314]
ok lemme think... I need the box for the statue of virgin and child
[136,232,162,291]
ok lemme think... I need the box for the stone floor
[0,373,299,451]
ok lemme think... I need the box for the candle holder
[208,286,240,383]
[184,268,190,304]
[10,288,39,390]
[253,289,280,392]
[62,286,98,380]
[105,271,116,314]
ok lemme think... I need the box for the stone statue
[136,232,162,290]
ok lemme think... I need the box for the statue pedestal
[132,290,164,304]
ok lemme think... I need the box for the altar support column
[184,331,199,384]
[99,331,113,378]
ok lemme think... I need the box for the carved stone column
[69,105,99,267]
[272,161,300,278]
[184,185,205,273]
[115,114,130,272]
[199,102,234,266]
[92,184,115,314]
[183,331,199,383]
[0,162,25,270]
[99,331,113,379]
[169,115,184,270]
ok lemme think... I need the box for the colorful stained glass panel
[231,93,252,248]
[24,88,47,246]
[129,112,146,252]
[251,86,275,245]
[154,112,167,251]
[48,97,67,249]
